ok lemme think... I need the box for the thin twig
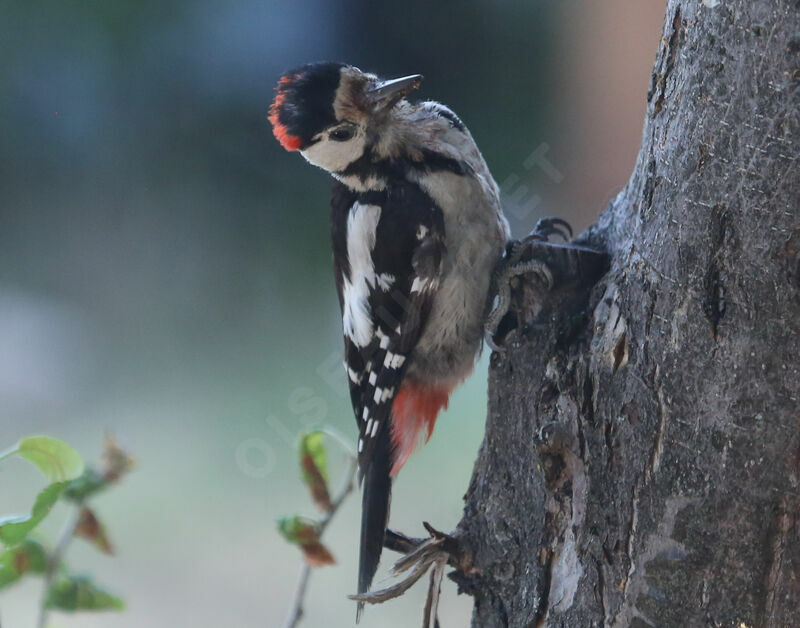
[282,566,311,628]
[282,455,358,628]
[37,502,83,628]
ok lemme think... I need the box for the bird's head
[269,62,424,174]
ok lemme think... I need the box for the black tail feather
[356,423,393,622]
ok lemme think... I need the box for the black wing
[331,180,445,472]
[330,179,445,612]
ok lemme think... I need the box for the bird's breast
[406,170,507,383]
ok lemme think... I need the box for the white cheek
[301,135,366,172]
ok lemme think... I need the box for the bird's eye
[329,126,355,142]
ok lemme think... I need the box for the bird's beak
[368,74,423,109]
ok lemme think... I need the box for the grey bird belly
[406,170,508,385]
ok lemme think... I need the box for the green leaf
[63,468,108,502]
[299,431,328,481]
[277,515,320,545]
[299,431,332,511]
[45,574,124,611]
[0,539,47,589]
[16,436,84,483]
[0,482,66,546]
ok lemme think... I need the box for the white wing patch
[377,273,395,291]
[342,203,381,347]
[383,351,405,369]
[346,364,362,383]
[411,276,439,293]
[376,328,390,349]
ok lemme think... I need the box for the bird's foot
[349,523,476,628]
[523,216,573,244]
[485,217,573,350]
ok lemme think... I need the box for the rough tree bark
[456,1,800,626]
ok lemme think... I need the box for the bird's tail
[356,424,392,622]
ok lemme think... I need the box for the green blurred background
[0,1,664,626]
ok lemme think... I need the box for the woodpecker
[269,62,509,617]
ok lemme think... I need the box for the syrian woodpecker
[269,62,509,617]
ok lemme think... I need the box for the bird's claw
[484,328,504,353]
[349,523,470,628]
[526,217,573,242]
[485,217,571,349]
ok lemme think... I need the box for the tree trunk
[456,1,800,626]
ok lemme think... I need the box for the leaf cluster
[0,435,133,616]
